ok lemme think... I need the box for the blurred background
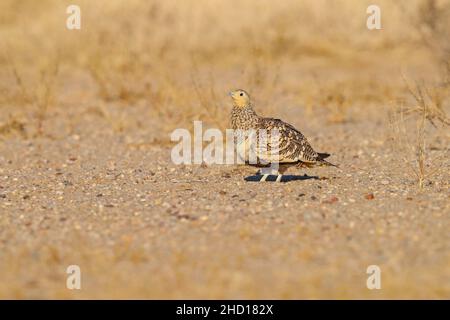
[0,0,448,138]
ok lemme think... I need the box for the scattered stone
[365,193,375,200]
[63,180,73,186]
[323,196,339,204]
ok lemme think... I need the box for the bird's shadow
[244,174,319,183]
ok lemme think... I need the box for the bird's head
[229,89,251,108]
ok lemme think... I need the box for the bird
[229,89,336,182]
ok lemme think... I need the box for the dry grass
[0,0,446,128]
[0,116,26,138]
[387,0,450,189]
[4,52,60,137]
[389,77,449,189]
[412,0,450,70]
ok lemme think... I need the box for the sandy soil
[0,0,449,300]
[0,85,448,299]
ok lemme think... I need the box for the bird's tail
[317,153,338,168]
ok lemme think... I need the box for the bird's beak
[228,91,233,97]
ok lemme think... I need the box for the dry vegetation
[0,0,449,299]
[389,80,449,189]
[1,0,448,130]
[2,0,447,182]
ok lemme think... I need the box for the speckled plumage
[229,89,335,181]
[230,105,259,131]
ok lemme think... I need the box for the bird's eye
[239,93,243,96]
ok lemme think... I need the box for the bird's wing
[254,117,319,163]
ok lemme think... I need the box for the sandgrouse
[229,89,336,182]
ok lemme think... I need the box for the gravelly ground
[2,0,450,301]
[0,101,448,299]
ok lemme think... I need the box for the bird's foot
[258,173,283,182]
